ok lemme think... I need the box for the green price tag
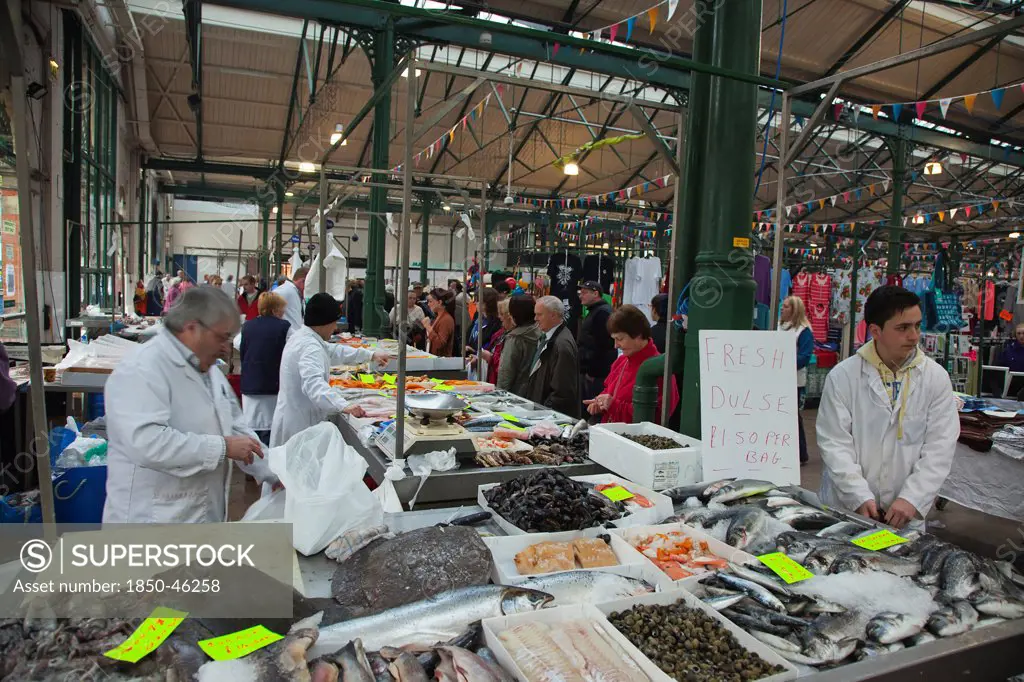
[601,486,635,502]
[382,374,397,385]
[434,384,454,391]
[757,552,814,584]
[359,374,375,384]
[103,607,188,663]
[850,529,908,552]
[497,412,521,423]
[498,421,526,431]
[198,625,284,661]
[430,378,445,384]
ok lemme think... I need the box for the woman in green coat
[497,294,544,396]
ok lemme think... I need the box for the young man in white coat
[270,293,390,447]
[103,287,277,523]
[816,285,960,530]
[276,266,309,330]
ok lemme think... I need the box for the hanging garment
[977,281,996,321]
[886,274,903,287]
[625,257,662,322]
[582,254,616,294]
[547,253,584,333]
[809,273,832,342]
[792,270,812,305]
[753,255,771,306]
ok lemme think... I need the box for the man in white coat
[816,285,959,529]
[104,287,277,523]
[271,293,390,447]
[277,266,309,330]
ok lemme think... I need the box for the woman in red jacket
[584,305,679,424]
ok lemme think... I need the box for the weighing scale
[375,392,477,458]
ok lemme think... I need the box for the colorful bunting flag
[964,94,976,115]
[609,23,619,42]
[914,101,927,119]
[833,103,843,121]
[667,0,678,20]
[871,104,882,120]
[950,207,958,219]
[939,98,952,118]
[892,103,903,120]
[625,17,636,43]
[648,7,659,33]
[992,88,1005,110]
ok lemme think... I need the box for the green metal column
[365,24,395,336]
[886,137,908,276]
[137,172,147,278]
[275,190,284,274]
[420,196,431,285]
[261,204,270,279]
[679,0,763,438]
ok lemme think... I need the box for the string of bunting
[859,80,1024,122]
[391,90,499,172]
[541,0,680,57]
[519,174,673,211]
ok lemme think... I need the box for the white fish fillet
[560,620,647,682]
[499,623,585,682]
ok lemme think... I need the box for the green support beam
[677,1,762,437]
[420,194,431,284]
[275,189,284,273]
[887,137,908,275]
[261,204,270,278]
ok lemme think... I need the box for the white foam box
[482,529,647,584]
[589,422,702,490]
[482,603,671,682]
[478,474,673,536]
[611,521,757,587]
[594,591,799,682]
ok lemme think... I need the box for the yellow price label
[601,485,635,502]
[850,529,908,551]
[757,552,813,584]
[733,237,751,248]
[498,421,526,431]
[358,374,376,384]
[197,625,284,661]
[434,384,454,391]
[103,607,188,663]
[497,412,521,422]
[382,374,397,385]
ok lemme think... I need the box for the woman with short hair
[239,292,292,445]
[584,304,678,424]
[496,294,543,395]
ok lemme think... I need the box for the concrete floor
[229,409,1024,566]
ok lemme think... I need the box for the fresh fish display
[197,628,319,682]
[709,479,778,504]
[436,646,507,682]
[907,631,937,646]
[387,652,430,682]
[828,551,922,578]
[310,586,551,656]
[939,551,983,601]
[816,521,869,538]
[770,506,842,531]
[483,469,622,532]
[780,636,859,666]
[518,570,654,605]
[608,600,785,681]
[702,593,748,611]
[498,619,647,682]
[865,612,927,644]
[713,573,787,612]
[927,600,978,637]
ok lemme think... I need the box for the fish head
[501,587,554,613]
[829,554,869,575]
[311,659,341,682]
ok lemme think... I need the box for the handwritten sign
[733,237,751,249]
[382,374,397,385]
[699,330,799,485]
[358,374,375,384]
[600,486,635,502]
[757,553,813,584]
[851,529,908,551]
[198,625,284,661]
[103,607,188,663]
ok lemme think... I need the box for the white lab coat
[103,329,276,523]
[270,327,374,447]
[815,352,960,521]
[277,280,304,330]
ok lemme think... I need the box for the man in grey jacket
[525,296,580,418]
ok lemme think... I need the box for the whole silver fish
[917,543,955,585]
[725,507,774,550]
[777,532,849,563]
[747,629,802,654]
[803,610,865,644]
[710,479,777,504]
[817,521,868,538]
[771,506,841,531]
[927,600,978,637]
[728,563,794,598]
[310,586,551,656]
[829,551,922,578]
[722,609,791,637]
[907,631,937,646]
[780,636,858,666]
[973,595,1024,619]
[802,545,858,574]
[940,551,982,601]
[855,642,905,661]
[702,594,747,611]
[865,612,927,644]
[715,573,786,612]
[519,570,653,606]
[731,599,810,628]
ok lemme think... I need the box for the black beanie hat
[304,293,342,327]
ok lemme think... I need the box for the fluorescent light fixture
[299,162,316,173]
[330,124,348,146]
[1011,232,1021,239]
[442,201,452,211]
[924,161,943,175]
[285,191,294,197]
[563,161,580,176]
[272,206,278,214]
[602,242,610,249]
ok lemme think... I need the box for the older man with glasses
[103,287,277,523]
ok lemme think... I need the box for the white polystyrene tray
[482,603,670,682]
[590,422,703,490]
[595,591,799,682]
[478,474,672,535]
[482,530,646,584]
[611,521,757,585]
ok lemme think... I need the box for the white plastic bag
[241,489,286,521]
[372,459,406,513]
[268,423,383,555]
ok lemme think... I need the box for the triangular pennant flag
[797,204,805,215]
[871,104,882,120]
[977,203,985,215]
[993,201,1000,212]
[950,207,958,219]
[648,6,658,33]
[843,191,850,203]
[869,184,876,196]
[833,102,844,121]
[939,98,952,118]
[992,88,1006,110]
[892,103,903,120]
[552,43,560,57]
[855,189,862,200]
[830,195,838,207]
[626,187,633,198]
[964,94,976,115]
[960,152,968,165]
[915,101,927,119]
[625,17,636,43]
[668,0,678,20]
[883,180,890,193]
[785,206,792,217]
[609,23,619,42]
[939,211,945,221]
[853,107,861,124]
[965,205,972,217]
[818,199,826,210]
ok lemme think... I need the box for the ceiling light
[285,191,294,197]
[1011,232,1021,239]
[272,206,278,214]
[563,161,580,176]
[401,68,423,78]
[602,242,610,249]
[442,201,452,211]
[924,161,943,176]
[298,162,316,173]
[330,124,348,146]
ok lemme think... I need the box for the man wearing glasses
[103,287,277,523]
